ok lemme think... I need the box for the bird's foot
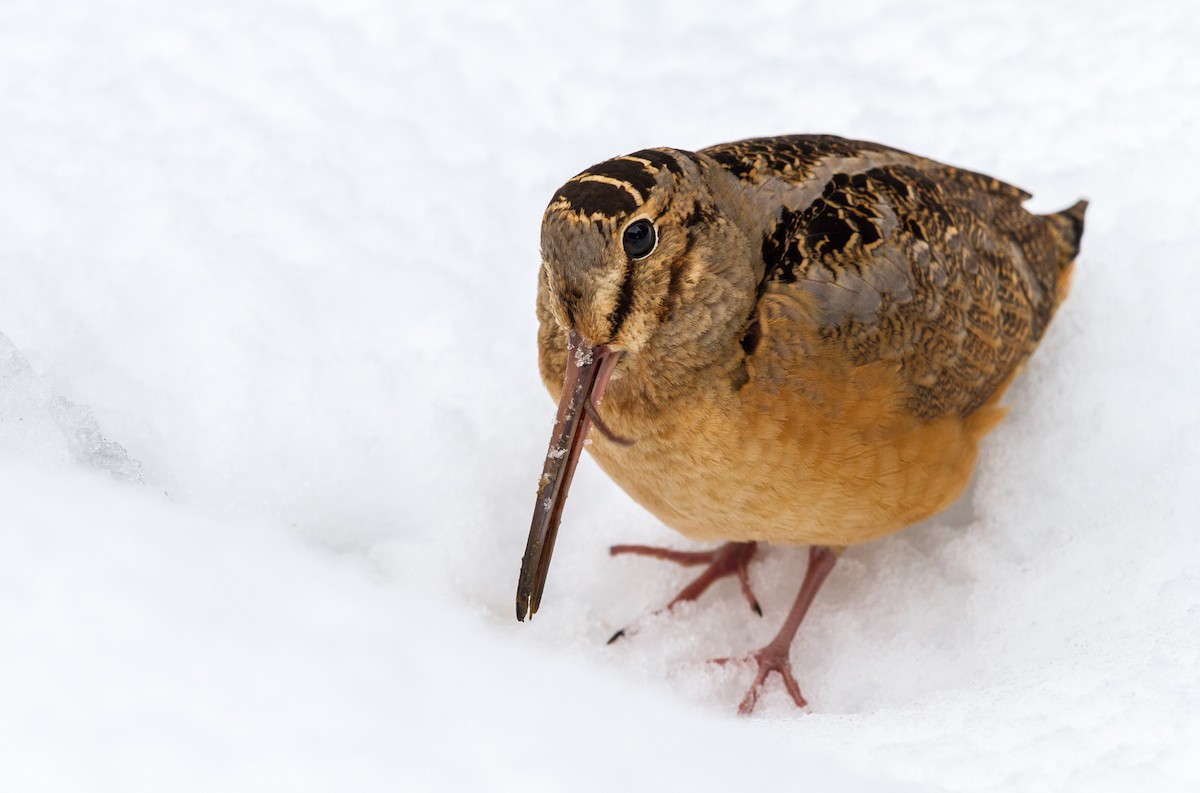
[711,546,837,714]
[606,542,760,643]
[712,642,807,715]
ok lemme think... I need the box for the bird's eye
[622,219,657,260]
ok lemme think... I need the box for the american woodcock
[516,134,1086,714]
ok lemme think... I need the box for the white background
[2,0,1198,790]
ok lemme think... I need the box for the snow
[1,0,1197,790]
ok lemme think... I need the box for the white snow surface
[2,1,1198,790]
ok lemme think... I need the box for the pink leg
[715,545,838,715]
[607,542,761,643]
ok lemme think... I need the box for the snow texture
[1,1,1198,791]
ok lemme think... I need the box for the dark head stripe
[551,149,697,218]
[554,154,662,217]
[554,179,639,217]
[608,260,636,340]
[574,158,658,202]
[627,148,686,176]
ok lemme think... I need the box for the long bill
[516,331,622,621]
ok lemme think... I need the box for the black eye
[622,219,657,259]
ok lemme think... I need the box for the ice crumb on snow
[48,397,144,483]
[0,332,143,482]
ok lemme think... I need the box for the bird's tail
[1046,199,1088,308]
[1048,199,1089,267]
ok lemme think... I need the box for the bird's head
[537,148,759,359]
[517,148,762,621]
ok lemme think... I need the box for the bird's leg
[611,541,761,614]
[607,542,761,643]
[715,545,838,715]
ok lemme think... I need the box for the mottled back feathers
[701,135,1087,419]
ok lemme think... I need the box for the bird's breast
[578,351,991,547]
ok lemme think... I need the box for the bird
[516,134,1086,714]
